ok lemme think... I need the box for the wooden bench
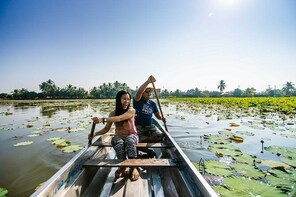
[83,158,178,168]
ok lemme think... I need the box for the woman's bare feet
[130,167,139,181]
[115,167,126,179]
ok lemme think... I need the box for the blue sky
[0,0,295,93]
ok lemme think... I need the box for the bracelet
[102,117,107,124]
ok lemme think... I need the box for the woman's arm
[91,111,114,137]
[93,108,135,124]
[134,75,156,101]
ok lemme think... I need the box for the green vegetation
[0,79,295,99]
[167,97,296,115]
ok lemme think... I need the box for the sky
[0,0,295,93]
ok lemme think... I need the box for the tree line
[0,79,295,100]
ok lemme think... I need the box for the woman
[89,90,139,181]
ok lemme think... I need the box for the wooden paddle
[151,81,168,132]
[88,122,96,146]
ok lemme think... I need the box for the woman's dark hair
[115,90,131,116]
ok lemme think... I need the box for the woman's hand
[92,117,102,124]
[88,133,94,140]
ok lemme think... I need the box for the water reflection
[0,100,295,196]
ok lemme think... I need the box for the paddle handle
[88,122,96,146]
[151,81,168,132]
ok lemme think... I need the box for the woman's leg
[111,136,127,178]
[111,136,126,159]
[125,134,138,158]
[125,134,139,181]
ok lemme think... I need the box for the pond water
[0,100,295,196]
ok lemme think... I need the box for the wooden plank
[83,158,178,167]
[93,142,169,148]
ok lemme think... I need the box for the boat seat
[93,142,170,148]
[83,158,178,168]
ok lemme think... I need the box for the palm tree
[217,80,226,93]
[39,79,58,98]
[283,81,295,96]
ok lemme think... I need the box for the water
[0,100,295,196]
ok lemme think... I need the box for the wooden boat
[31,120,217,197]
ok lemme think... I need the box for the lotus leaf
[219,176,286,197]
[260,160,290,169]
[235,131,254,136]
[233,153,259,165]
[203,134,231,144]
[28,134,40,137]
[48,137,61,141]
[281,157,296,167]
[31,130,42,134]
[266,169,296,194]
[0,187,8,196]
[61,145,83,153]
[208,144,242,157]
[265,145,296,159]
[68,127,85,133]
[13,141,33,146]
[230,163,264,179]
[204,160,232,176]
[229,123,240,127]
[280,133,296,139]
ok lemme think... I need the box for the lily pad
[13,141,34,146]
[233,153,259,165]
[61,145,83,153]
[208,144,242,157]
[203,160,232,176]
[260,160,290,169]
[0,187,8,196]
[230,163,265,179]
[48,137,62,141]
[265,145,296,159]
[216,176,286,197]
[281,157,296,167]
[266,168,296,194]
[203,134,231,144]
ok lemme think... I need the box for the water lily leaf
[31,130,42,134]
[55,128,68,132]
[260,160,290,169]
[230,163,264,179]
[0,187,8,196]
[266,169,296,194]
[68,127,85,133]
[47,137,61,141]
[265,145,296,159]
[13,141,33,146]
[61,145,83,153]
[233,153,259,165]
[203,134,231,144]
[280,133,296,139]
[235,130,254,136]
[229,123,240,127]
[229,135,244,143]
[208,144,242,157]
[281,157,296,167]
[204,160,232,176]
[28,134,40,137]
[50,139,71,148]
[220,176,286,197]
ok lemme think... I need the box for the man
[133,75,165,144]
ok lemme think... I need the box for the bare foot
[115,167,126,179]
[130,167,139,181]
